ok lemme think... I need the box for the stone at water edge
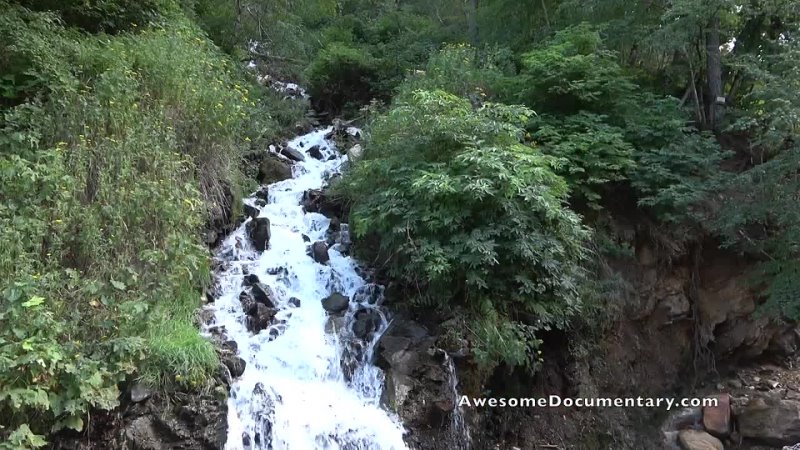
[246,217,271,251]
[702,393,731,437]
[311,241,330,264]
[322,293,349,314]
[734,394,800,445]
[280,146,305,162]
[258,155,292,184]
[243,203,259,220]
[254,186,269,201]
[223,356,246,378]
[677,429,723,450]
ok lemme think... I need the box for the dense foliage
[340,90,587,368]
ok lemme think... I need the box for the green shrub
[305,43,379,114]
[531,112,635,208]
[339,89,588,369]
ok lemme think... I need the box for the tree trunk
[706,13,725,130]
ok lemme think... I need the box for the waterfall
[445,355,471,450]
[206,127,408,450]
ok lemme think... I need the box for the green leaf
[21,296,45,308]
[110,279,126,291]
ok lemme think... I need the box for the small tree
[340,89,588,368]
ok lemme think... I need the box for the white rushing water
[444,355,471,450]
[206,127,408,450]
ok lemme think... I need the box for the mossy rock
[258,155,293,184]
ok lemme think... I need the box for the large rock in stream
[322,293,349,314]
[246,217,271,251]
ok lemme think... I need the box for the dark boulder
[301,189,347,220]
[289,297,301,308]
[252,283,276,308]
[246,303,277,332]
[353,308,383,339]
[311,241,330,264]
[308,145,324,160]
[280,147,305,162]
[243,274,260,287]
[322,293,349,314]
[243,203,259,220]
[223,356,246,378]
[246,217,271,251]
[258,155,292,184]
[254,186,269,201]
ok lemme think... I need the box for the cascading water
[206,127,408,450]
[445,355,471,450]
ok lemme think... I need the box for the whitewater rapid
[206,127,408,450]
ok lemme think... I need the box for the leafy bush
[339,89,588,369]
[512,24,638,115]
[305,43,379,114]
[531,112,635,208]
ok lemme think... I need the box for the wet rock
[353,308,382,339]
[243,273,260,287]
[288,297,301,308]
[239,290,256,311]
[254,186,269,201]
[246,217,271,251]
[258,154,292,184]
[254,198,267,207]
[311,241,330,264]
[246,303,277,332]
[677,430,723,450]
[252,283,276,308]
[302,234,311,242]
[130,383,153,403]
[222,340,238,353]
[308,145,324,160]
[735,394,800,446]
[280,146,305,162]
[322,293,349,314]
[243,203,259,220]
[223,356,246,378]
[301,188,347,220]
[702,393,731,437]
